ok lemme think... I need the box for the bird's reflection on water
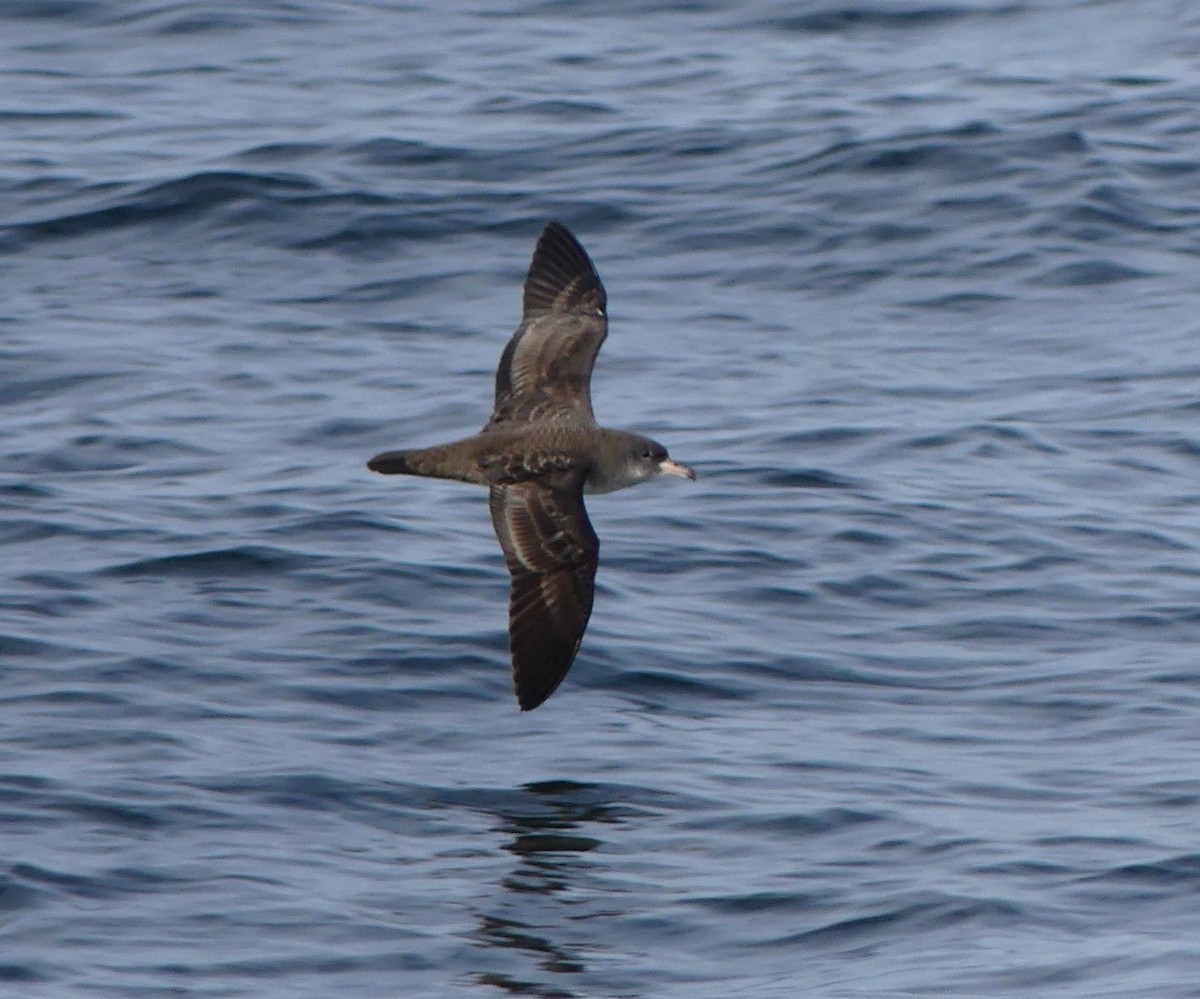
[465,779,636,997]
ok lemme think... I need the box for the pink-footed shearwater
[368,222,695,710]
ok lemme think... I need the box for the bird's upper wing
[485,222,608,430]
[488,471,599,710]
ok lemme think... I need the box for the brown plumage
[368,222,695,710]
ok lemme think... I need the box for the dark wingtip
[515,679,559,712]
[513,644,578,711]
[523,221,606,319]
[514,660,556,711]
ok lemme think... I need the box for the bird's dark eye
[641,447,653,459]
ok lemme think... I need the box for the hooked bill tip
[659,457,697,481]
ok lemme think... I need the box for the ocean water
[4,1,1200,996]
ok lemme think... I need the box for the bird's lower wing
[488,478,598,710]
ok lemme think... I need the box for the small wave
[697,806,884,840]
[13,431,212,474]
[102,545,311,578]
[8,171,319,243]
[758,467,857,489]
[890,422,1065,457]
[776,426,884,449]
[0,634,74,658]
[1031,260,1150,286]
[601,666,745,705]
[907,291,1011,310]
[0,108,122,123]
[779,892,1023,946]
[0,0,103,23]
[0,371,124,408]
[765,4,1022,34]
[0,963,44,985]
[1081,853,1200,888]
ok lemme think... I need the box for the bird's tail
[367,449,418,475]
[367,441,487,485]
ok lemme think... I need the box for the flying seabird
[368,222,695,710]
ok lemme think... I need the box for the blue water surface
[4,1,1200,996]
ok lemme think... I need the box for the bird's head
[624,434,696,485]
[587,430,696,495]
